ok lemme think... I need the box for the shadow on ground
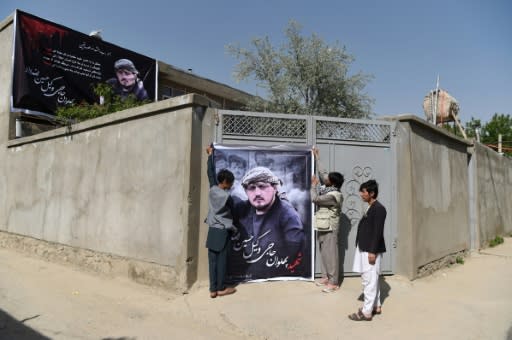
[0,309,50,340]
[357,276,391,304]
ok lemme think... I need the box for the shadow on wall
[0,309,50,340]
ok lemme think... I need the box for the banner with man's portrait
[11,10,157,118]
[212,144,314,282]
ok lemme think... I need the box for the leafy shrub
[56,83,149,124]
[489,235,504,248]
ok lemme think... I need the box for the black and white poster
[12,10,157,118]
[213,145,314,282]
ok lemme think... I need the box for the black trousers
[208,239,230,292]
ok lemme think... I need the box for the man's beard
[251,195,275,213]
[254,201,272,212]
[121,83,135,91]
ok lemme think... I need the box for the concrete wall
[197,108,217,282]
[394,120,415,279]
[0,15,217,290]
[0,15,15,141]
[394,116,472,278]
[0,92,212,290]
[474,142,512,246]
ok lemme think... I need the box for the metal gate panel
[315,118,392,144]
[214,110,396,276]
[217,110,309,145]
[315,142,394,275]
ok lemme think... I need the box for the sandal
[348,310,372,321]
[321,285,339,293]
[314,278,328,287]
[359,307,381,315]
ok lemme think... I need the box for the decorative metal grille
[316,120,391,143]
[222,115,307,139]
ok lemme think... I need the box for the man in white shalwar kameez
[349,180,386,321]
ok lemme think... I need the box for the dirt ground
[0,238,511,340]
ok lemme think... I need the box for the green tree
[481,113,512,155]
[464,117,482,139]
[227,21,373,118]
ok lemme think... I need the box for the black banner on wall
[12,10,157,118]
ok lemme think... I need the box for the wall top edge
[0,12,14,31]
[8,93,212,147]
[383,114,473,146]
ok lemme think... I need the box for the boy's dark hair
[360,179,379,198]
[328,172,344,189]
[217,169,235,184]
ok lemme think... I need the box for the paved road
[0,238,511,340]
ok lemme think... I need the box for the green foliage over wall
[56,83,149,123]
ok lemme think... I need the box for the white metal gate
[215,110,396,275]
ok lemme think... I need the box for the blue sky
[2,0,511,123]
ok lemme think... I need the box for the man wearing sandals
[311,147,344,293]
[349,180,386,321]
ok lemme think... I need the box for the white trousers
[352,246,382,315]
